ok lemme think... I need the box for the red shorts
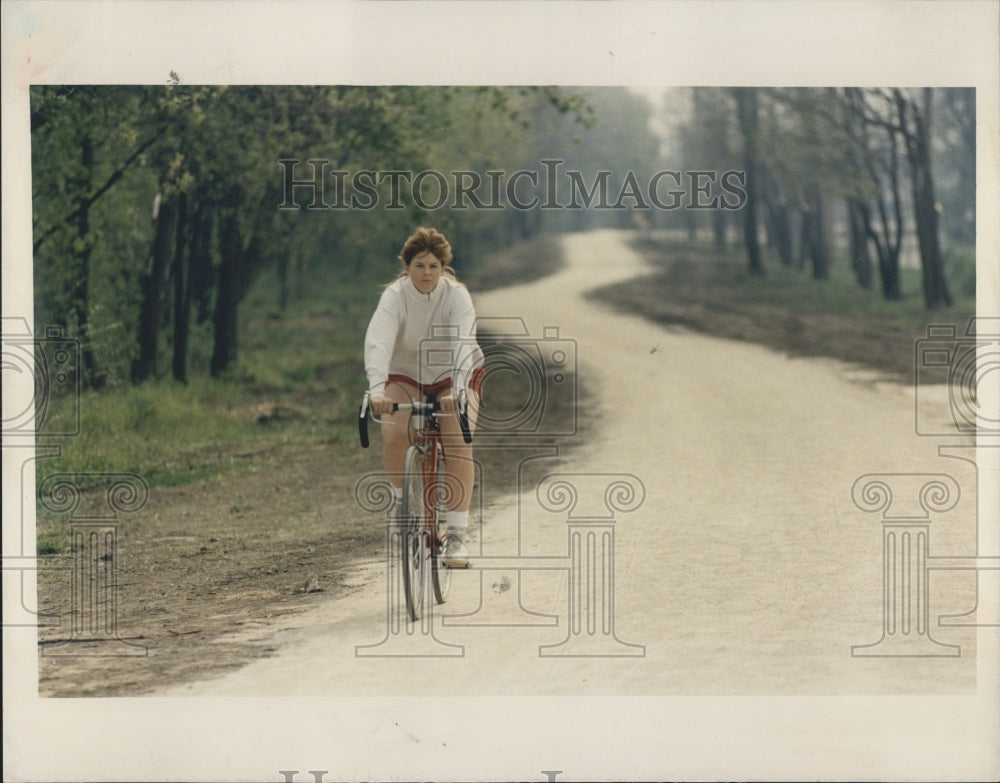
[387,365,485,398]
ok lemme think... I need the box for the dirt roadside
[35,439,385,696]
[599,233,974,384]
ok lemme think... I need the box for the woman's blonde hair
[394,226,457,280]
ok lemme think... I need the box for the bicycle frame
[408,398,445,555]
[359,391,469,620]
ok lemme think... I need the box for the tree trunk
[211,211,239,377]
[733,88,764,276]
[278,242,290,312]
[798,200,811,271]
[712,207,727,250]
[171,191,190,383]
[847,199,873,289]
[683,208,698,242]
[942,88,975,245]
[804,188,831,280]
[70,133,103,388]
[190,205,215,325]
[898,88,952,309]
[762,184,793,266]
[840,88,904,300]
[132,194,174,382]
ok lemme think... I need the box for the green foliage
[36,530,69,556]
[943,245,976,299]
[31,85,602,388]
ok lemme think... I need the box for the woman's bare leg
[380,381,419,488]
[439,389,480,513]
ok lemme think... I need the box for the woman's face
[407,251,443,294]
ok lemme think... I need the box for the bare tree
[840,88,906,300]
[895,88,952,309]
[732,88,765,276]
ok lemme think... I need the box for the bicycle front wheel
[401,446,428,621]
[430,443,452,604]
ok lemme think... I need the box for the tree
[676,88,738,249]
[732,88,765,276]
[33,84,599,386]
[31,86,157,387]
[937,88,975,246]
[895,88,952,309]
[840,88,906,300]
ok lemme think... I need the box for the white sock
[393,487,402,500]
[446,510,469,534]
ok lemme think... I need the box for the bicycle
[359,389,472,621]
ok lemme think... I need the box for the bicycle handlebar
[358,393,472,448]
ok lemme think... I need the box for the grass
[35,269,376,511]
[462,233,564,291]
[600,234,977,381]
[33,232,571,528]
[35,230,974,515]
[36,529,69,556]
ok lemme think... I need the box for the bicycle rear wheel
[401,446,428,621]
[430,443,452,604]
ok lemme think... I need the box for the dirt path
[157,229,980,697]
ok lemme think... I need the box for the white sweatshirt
[364,275,484,395]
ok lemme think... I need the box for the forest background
[28,83,975,526]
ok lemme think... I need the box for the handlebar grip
[459,408,472,444]
[358,403,370,448]
[391,402,440,412]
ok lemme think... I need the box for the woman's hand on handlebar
[369,395,395,416]
[438,393,458,414]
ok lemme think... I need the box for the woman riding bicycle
[364,227,484,567]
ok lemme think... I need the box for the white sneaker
[442,533,470,568]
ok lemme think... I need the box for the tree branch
[33,130,163,252]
